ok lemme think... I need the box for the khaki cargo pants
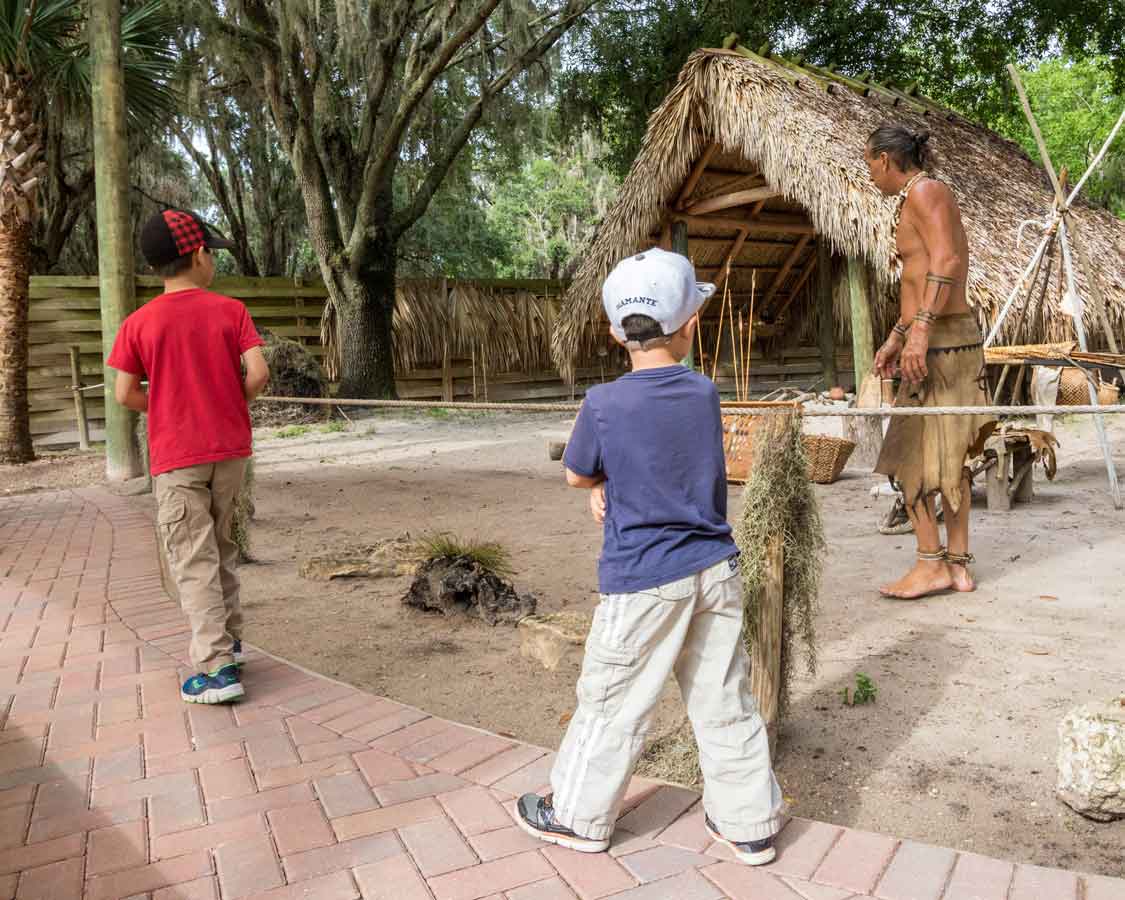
[155,458,248,673]
[550,556,783,843]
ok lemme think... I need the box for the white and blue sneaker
[704,814,776,866]
[181,664,245,704]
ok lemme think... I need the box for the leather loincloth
[874,313,997,514]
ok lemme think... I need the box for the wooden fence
[28,275,852,445]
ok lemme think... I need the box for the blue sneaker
[704,814,776,866]
[232,640,245,666]
[181,664,245,704]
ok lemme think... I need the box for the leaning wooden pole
[90,0,141,481]
[671,221,694,370]
[816,242,837,388]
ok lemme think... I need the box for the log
[676,143,719,208]
[750,534,784,747]
[687,187,780,216]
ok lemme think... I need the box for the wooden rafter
[672,212,815,234]
[695,171,761,201]
[749,198,768,218]
[675,143,719,209]
[762,234,812,309]
[687,186,781,216]
[650,236,801,249]
[772,256,817,318]
[712,228,750,292]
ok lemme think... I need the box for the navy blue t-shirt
[564,365,736,594]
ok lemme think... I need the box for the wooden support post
[69,346,90,451]
[713,229,750,294]
[816,242,837,387]
[750,534,784,748]
[91,0,142,480]
[441,278,453,402]
[987,444,1012,512]
[845,258,882,462]
[671,222,696,370]
[1010,443,1035,503]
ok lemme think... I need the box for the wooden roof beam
[762,234,812,309]
[673,212,815,234]
[772,258,817,318]
[676,143,720,209]
[648,235,802,249]
[687,186,781,216]
[712,228,750,292]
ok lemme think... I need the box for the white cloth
[550,556,783,842]
[1032,366,1062,432]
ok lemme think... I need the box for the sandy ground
[4,410,1123,876]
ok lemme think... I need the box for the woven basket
[802,434,856,484]
[1059,368,1120,406]
[722,414,762,484]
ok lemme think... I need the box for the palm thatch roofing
[552,45,1125,380]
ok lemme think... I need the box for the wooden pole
[750,534,784,747]
[671,221,696,370]
[816,242,837,388]
[711,283,729,381]
[676,143,719,209]
[846,257,874,389]
[91,0,141,481]
[763,235,812,310]
[441,278,453,402]
[69,346,90,451]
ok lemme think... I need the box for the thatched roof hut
[552,44,1125,382]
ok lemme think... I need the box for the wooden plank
[687,187,781,216]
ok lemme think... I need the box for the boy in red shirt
[108,210,269,703]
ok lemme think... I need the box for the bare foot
[879,560,954,600]
[947,563,975,592]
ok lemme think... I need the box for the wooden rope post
[816,243,837,387]
[441,278,453,403]
[69,346,90,451]
[750,534,784,750]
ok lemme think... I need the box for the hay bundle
[736,410,824,718]
[255,329,328,427]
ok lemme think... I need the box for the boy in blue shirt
[517,248,783,865]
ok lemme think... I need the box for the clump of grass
[416,532,513,576]
[426,407,451,420]
[321,420,347,434]
[843,673,877,706]
[276,425,310,439]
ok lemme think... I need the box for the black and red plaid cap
[140,209,236,267]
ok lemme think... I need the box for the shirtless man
[864,125,994,600]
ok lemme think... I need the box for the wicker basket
[1059,368,1120,406]
[802,434,856,484]
[722,414,762,484]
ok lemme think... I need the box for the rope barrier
[255,395,1125,418]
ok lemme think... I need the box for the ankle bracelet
[917,547,946,562]
[945,551,975,566]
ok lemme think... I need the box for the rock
[1057,696,1125,822]
[519,612,591,670]
[403,556,536,626]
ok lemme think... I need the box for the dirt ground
[3,410,1123,876]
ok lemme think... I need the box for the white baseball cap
[602,247,715,348]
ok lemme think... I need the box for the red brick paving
[1,489,1122,900]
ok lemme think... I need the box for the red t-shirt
[107,289,265,476]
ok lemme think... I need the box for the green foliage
[275,425,309,439]
[560,1,1125,178]
[416,533,514,577]
[736,411,824,719]
[843,673,878,706]
[485,135,618,279]
[990,57,1125,216]
[320,421,348,434]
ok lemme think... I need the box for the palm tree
[0,0,175,464]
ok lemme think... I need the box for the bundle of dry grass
[255,330,329,427]
[736,410,823,718]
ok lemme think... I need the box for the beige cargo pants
[155,458,248,673]
[550,555,783,843]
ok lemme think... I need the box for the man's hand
[874,331,905,379]
[899,328,930,383]
[589,482,606,524]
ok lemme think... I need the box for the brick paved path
[1,488,1122,900]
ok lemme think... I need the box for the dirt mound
[403,556,537,626]
[253,329,329,427]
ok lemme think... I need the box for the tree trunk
[332,247,397,399]
[0,217,34,463]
